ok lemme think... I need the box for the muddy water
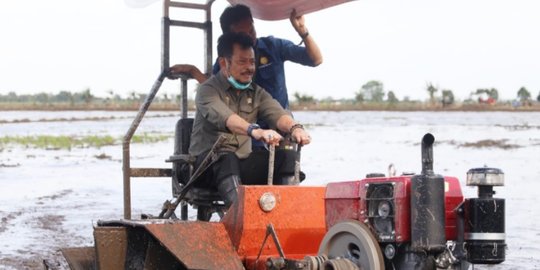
[1,110,539,269]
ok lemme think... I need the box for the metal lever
[293,144,302,185]
[267,144,275,185]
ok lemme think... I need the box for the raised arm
[289,9,323,66]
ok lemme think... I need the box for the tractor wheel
[318,220,384,270]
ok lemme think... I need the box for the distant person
[171,3,322,148]
[189,32,311,208]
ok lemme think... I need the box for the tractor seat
[178,184,227,221]
[167,154,226,210]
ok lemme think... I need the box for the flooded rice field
[1,110,539,269]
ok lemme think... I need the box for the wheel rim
[318,220,385,270]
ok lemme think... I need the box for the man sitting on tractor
[189,32,311,208]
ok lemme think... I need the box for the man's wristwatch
[247,123,261,138]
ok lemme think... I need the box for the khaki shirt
[189,72,288,159]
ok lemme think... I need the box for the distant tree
[441,90,455,107]
[387,91,399,103]
[517,87,531,102]
[354,92,364,103]
[537,91,540,102]
[6,92,18,102]
[35,92,49,104]
[358,80,385,102]
[81,88,93,104]
[475,88,499,102]
[56,91,73,103]
[161,93,170,103]
[113,94,122,102]
[426,82,438,103]
[321,96,334,103]
[102,89,114,104]
[293,92,315,104]
[138,93,148,102]
[129,91,138,101]
[489,88,499,101]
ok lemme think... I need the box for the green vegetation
[426,83,438,104]
[387,91,399,104]
[1,82,539,111]
[475,88,499,101]
[441,90,455,107]
[293,92,316,105]
[0,133,170,150]
[517,87,531,101]
[318,80,539,110]
[0,89,181,110]
[131,133,170,144]
[355,80,385,103]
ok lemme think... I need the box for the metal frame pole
[122,0,215,220]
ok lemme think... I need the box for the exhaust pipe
[411,133,446,253]
[421,133,435,175]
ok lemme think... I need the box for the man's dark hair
[219,4,253,33]
[217,32,254,58]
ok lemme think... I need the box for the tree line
[295,80,540,107]
[0,89,179,105]
[2,82,540,107]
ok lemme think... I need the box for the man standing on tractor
[189,32,312,208]
[172,4,322,104]
[172,3,322,149]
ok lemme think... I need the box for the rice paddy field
[1,110,539,269]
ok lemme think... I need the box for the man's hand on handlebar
[251,129,282,146]
[251,128,311,146]
[291,128,311,146]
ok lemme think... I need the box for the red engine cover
[325,176,463,243]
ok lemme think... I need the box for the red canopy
[227,0,356,20]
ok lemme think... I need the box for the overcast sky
[1,0,539,101]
